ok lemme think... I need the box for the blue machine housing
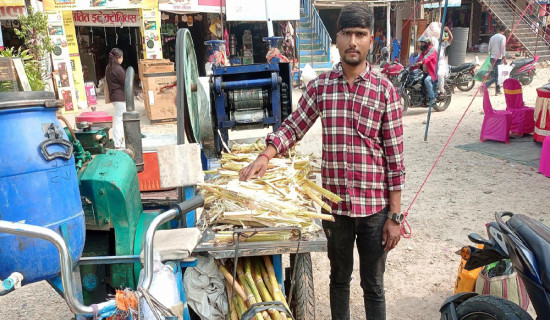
[210,61,292,154]
[0,92,85,284]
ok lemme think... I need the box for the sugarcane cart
[0,24,326,319]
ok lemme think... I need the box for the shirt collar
[337,61,371,82]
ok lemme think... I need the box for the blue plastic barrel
[0,91,85,284]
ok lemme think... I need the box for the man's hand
[382,219,401,252]
[239,156,269,181]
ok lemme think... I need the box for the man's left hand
[382,219,401,252]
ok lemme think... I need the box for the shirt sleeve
[266,80,321,155]
[114,66,126,86]
[381,83,406,191]
[500,36,506,57]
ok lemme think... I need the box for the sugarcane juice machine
[177,29,292,158]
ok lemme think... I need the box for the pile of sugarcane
[218,256,290,320]
[200,141,341,244]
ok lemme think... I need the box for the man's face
[336,27,373,66]
[420,41,429,51]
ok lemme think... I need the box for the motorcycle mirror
[468,233,493,247]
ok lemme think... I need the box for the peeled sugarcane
[236,261,268,320]
[235,294,247,318]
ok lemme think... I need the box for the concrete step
[298,38,321,45]
[298,33,319,40]
[300,17,311,23]
[297,27,316,34]
[300,22,312,29]
[298,42,325,50]
[300,61,334,69]
[300,54,330,63]
[300,49,326,56]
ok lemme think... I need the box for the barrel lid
[76,111,113,123]
[0,91,62,109]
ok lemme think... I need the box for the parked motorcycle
[440,211,550,320]
[446,62,476,92]
[508,55,539,86]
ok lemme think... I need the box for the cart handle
[241,301,295,320]
[140,195,205,291]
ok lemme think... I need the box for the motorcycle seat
[450,62,475,73]
[512,57,534,68]
[508,214,550,288]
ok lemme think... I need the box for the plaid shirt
[266,62,405,217]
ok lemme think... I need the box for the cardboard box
[142,72,178,123]
[138,59,174,80]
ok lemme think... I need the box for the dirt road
[1,53,548,319]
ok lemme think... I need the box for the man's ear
[370,34,374,51]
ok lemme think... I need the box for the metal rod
[387,2,391,62]
[77,255,141,265]
[265,0,274,37]
[220,78,273,90]
[0,221,91,314]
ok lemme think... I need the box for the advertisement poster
[47,11,78,114]
[63,10,87,110]
[141,8,162,59]
[44,0,155,11]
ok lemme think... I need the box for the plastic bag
[474,54,492,82]
[498,64,513,85]
[423,22,442,38]
[300,63,317,87]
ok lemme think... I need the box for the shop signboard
[159,0,225,13]
[424,0,461,9]
[43,0,156,11]
[72,10,140,27]
[63,11,88,110]
[0,6,26,20]
[225,0,299,21]
[0,0,25,6]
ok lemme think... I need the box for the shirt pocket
[354,98,383,140]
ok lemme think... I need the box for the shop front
[0,2,26,51]
[43,0,162,113]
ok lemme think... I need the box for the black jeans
[322,208,389,320]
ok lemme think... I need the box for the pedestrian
[239,3,406,319]
[486,24,508,95]
[438,26,453,94]
[412,35,438,107]
[105,47,126,148]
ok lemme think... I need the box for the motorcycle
[508,55,539,86]
[446,62,476,92]
[440,211,550,320]
[381,61,452,113]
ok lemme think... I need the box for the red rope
[401,0,535,238]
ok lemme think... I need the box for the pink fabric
[540,135,550,177]
[481,84,512,143]
[503,79,535,134]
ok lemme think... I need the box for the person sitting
[412,35,438,106]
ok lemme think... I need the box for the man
[438,26,453,94]
[239,3,405,319]
[413,36,438,106]
[486,24,508,95]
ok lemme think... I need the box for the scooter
[440,211,550,320]
[508,55,539,86]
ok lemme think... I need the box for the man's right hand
[239,156,269,181]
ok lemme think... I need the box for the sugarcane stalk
[217,262,248,302]
[237,261,264,320]
[244,258,263,303]
[263,256,291,311]
[300,186,332,213]
[235,295,247,318]
[226,279,239,320]
[299,210,335,222]
[253,258,283,320]
[302,179,343,203]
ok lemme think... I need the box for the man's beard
[420,44,428,51]
[342,51,365,66]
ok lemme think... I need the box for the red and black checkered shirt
[266,62,405,217]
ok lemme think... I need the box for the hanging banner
[47,11,78,114]
[141,8,162,59]
[424,0,462,8]
[63,11,88,110]
[44,0,156,12]
[225,0,299,21]
[0,6,26,20]
[159,0,225,13]
[0,0,25,6]
[72,10,140,27]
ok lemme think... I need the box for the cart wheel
[288,253,315,320]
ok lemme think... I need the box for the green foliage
[14,7,53,62]
[0,47,45,91]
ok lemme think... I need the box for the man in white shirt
[486,24,508,95]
